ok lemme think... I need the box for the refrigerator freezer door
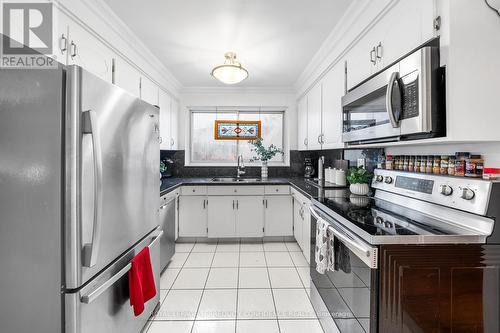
[66,229,162,333]
[65,66,160,288]
[0,64,65,333]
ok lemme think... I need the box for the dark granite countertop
[160,177,326,199]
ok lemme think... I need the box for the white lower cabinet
[264,196,293,237]
[301,202,311,264]
[178,196,207,237]
[236,196,264,237]
[207,196,236,238]
[293,197,303,247]
[292,190,311,264]
[207,196,264,238]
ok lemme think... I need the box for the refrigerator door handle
[80,230,163,304]
[82,110,104,268]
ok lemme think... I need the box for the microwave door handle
[82,110,103,268]
[386,72,401,128]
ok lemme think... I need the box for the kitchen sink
[211,177,261,182]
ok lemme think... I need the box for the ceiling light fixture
[211,52,249,85]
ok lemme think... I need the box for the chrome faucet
[237,155,246,179]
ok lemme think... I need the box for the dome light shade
[211,52,248,84]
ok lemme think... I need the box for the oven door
[309,205,378,333]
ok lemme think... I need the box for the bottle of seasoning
[455,152,470,177]
[408,156,415,172]
[433,156,441,175]
[440,155,449,175]
[403,156,409,171]
[448,156,456,176]
[426,156,434,173]
[386,155,393,170]
[483,168,500,180]
[397,156,403,171]
[466,155,484,178]
[414,156,421,173]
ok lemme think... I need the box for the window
[189,109,286,165]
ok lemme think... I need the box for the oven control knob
[375,216,384,225]
[384,221,393,228]
[376,175,384,182]
[439,184,453,196]
[384,176,393,184]
[460,187,475,201]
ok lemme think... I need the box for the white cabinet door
[297,96,308,150]
[293,198,303,249]
[140,76,158,106]
[170,98,179,150]
[346,31,376,90]
[306,84,322,150]
[178,196,207,237]
[236,196,264,237]
[321,63,344,149]
[264,196,293,236]
[301,202,311,264]
[158,90,171,150]
[207,196,236,238]
[114,57,141,97]
[54,9,71,65]
[377,0,435,69]
[66,22,114,82]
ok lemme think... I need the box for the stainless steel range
[309,170,500,333]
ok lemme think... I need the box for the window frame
[186,108,289,167]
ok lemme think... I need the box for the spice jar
[433,156,441,175]
[426,156,434,173]
[465,155,484,178]
[408,156,415,172]
[386,155,393,170]
[483,168,500,180]
[455,152,470,177]
[398,156,404,171]
[414,156,421,173]
[440,155,449,175]
[448,156,456,176]
[403,156,409,171]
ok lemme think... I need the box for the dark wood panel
[379,245,500,333]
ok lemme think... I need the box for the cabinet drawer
[264,185,290,195]
[180,186,207,196]
[207,186,264,196]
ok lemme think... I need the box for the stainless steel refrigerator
[0,63,161,333]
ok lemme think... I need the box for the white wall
[178,89,297,152]
[386,142,500,168]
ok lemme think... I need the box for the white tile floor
[147,240,324,333]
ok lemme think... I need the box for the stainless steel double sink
[211,177,261,183]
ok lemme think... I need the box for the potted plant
[347,166,371,196]
[249,138,284,179]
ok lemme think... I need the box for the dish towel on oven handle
[315,218,331,274]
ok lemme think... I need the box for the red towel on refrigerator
[129,246,156,316]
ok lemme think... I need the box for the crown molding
[181,86,296,95]
[56,0,182,97]
[294,0,399,98]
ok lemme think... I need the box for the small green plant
[160,160,167,173]
[249,138,284,162]
[347,166,371,184]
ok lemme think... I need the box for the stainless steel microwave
[342,46,445,145]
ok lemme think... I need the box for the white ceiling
[104,0,351,88]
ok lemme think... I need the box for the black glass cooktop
[313,194,449,237]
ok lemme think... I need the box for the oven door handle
[386,71,401,128]
[309,205,378,269]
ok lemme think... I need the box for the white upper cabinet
[140,76,159,106]
[297,96,308,151]
[170,99,179,150]
[65,20,114,82]
[306,83,323,150]
[114,57,141,97]
[321,62,344,149]
[375,0,436,69]
[158,90,172,150]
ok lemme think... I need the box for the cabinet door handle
[59,34,67,53]
[265,199,268,209]
[70,41,77,58]
[303,138,307,146]
[203,199,206,209]
[376,42,383,60]
[317,135,322,144]
[233,200,235,210]
[236,200,239,210]
[170,138,174,147]
[159,136,162,144]
[370,47,376,64]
